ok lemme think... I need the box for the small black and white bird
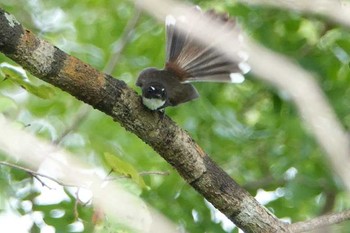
[136,9,250,112]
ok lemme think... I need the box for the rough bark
[0,8,290,232]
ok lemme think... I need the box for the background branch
[238,0,350,28]
[0,160,79,188]
[104,5,142,75]
[289,209,350,232]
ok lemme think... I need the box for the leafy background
[1,0,350,232]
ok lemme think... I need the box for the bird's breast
[142,97,166,110]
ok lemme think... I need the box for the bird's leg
[157,108,165,121]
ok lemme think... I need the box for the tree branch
[53,104,91,145]
[104,5,142,75]
[0,160,79,188]
[289,209,350,232]
[238,0,350,28]
[0,8,289,233]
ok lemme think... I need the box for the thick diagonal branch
[0,8,289,233]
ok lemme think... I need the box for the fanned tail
[165,8,250,83]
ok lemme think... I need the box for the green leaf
[103,152,147,189]
[24,83,56,99]
[0,63,27,83]
[0,64,55,99]
[0,95,17,112]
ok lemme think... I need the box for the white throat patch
[142,97,166,110]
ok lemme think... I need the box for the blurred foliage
[0,0,350,232]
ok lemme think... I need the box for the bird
[136,8,250,112]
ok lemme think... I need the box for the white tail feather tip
[194,5,202,11]
[238,62,251,74]
[165,15,176,26]
[230,73,245,83]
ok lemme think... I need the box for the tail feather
[186,58,237,75]
[166,16,186,63]
[165,8,249,83]
[182,49,220,70]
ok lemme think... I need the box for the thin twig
[0,161,80,188]
[74,189,80,221]
[289,209,350,232]
[104,170,170,181]
[138,171,170,176]
[104,6,142,74]
[54,6,142,145]
[53,104,91,145]
[32,173,54,189]
[73,188,91,220]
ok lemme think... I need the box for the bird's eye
[148,86,156,93]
